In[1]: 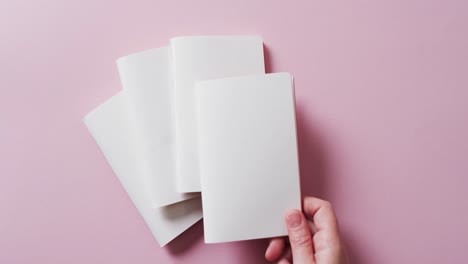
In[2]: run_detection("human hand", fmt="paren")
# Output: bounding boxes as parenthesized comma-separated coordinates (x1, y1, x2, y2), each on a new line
(265, 197, 348, 264)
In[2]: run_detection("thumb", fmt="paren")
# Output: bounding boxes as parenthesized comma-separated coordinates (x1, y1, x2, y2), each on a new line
(285, 209, 315, 264)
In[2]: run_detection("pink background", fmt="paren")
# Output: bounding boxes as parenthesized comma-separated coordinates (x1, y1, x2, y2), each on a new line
(1, 0, 467, 263)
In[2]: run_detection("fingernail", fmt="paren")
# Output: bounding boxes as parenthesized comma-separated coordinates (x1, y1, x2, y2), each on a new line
(286, 211, 302, 229)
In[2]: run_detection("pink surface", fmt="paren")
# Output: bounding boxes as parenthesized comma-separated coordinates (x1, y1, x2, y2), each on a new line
(1, 0, 467, 263)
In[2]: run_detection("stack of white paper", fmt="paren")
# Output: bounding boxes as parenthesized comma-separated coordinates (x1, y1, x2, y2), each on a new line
(84, 36, 301, 247)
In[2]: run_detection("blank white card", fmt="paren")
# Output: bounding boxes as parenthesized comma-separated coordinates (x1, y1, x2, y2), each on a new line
(196, 73, 301, 243)
(84, 92, 203, 246)
(171, 35, 265, 192)
(116, 47, 198, 207)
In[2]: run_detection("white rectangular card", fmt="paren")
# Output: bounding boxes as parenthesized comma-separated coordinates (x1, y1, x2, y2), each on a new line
(171, 35, 265, 192)
(83, 92, 203, 247)
(195, 73, 301, 243)
(116, 47, 198, 207)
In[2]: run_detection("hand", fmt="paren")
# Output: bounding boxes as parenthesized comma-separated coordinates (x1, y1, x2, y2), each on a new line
(265, 197, 348, 264)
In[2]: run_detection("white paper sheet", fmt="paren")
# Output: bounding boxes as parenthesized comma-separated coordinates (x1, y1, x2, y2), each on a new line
(116, 47, 198, 207)
(83, 92, 203, 247)
(195, 73, 301, 243)
(171, 35, 265, 192)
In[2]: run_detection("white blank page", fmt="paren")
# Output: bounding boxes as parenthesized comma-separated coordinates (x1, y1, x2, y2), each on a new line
(116, 47, 198, 207)
(171, 36, 265, 192)
(195, 73, 301, 243)
(83, 92, 203, 246)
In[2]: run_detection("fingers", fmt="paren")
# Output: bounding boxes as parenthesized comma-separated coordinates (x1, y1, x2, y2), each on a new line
(265, 238, 285, 262)
(267, 197, 344, 263)
(303, 197, 339, 235)
(285, 209, 315, 264)
(303, 197, 343, 255)
(308, 220, 319, 234)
